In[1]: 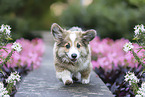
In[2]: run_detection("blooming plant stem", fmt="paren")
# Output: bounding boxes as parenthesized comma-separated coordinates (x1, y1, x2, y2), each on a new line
(132, 83, 139, 95)
(131, 49, 144, 67)
(124, 24, 145, 96)
(6, 83, 13, 95)
(1, 49, 14, 67)
(0, 24, 22, 97)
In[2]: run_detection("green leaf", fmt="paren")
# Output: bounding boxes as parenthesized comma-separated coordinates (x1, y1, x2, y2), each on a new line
(0, 68, 4, 74)
(137, 48, 143, 53)
(6, 37, 13, 40)
(133, 37, 140, 40)
(141, 68, 145, 75)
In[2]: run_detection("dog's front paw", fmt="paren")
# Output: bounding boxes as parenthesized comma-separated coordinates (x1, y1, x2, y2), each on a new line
(82, 78, 90, 84)
(72, 72, 81, 82)
(65, 80, 73, 85)
(62, 77, 73, 85)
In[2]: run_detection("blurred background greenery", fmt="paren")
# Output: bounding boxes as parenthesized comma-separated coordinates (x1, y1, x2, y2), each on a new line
(0, 0, 145, 40)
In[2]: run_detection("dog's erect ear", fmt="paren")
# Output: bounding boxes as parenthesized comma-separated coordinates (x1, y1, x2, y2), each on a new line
(51, 23, 64, 40)
(82, 29, 96, 42)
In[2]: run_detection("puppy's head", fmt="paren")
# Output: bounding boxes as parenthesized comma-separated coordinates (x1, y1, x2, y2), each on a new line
(51, 23, 96, 63)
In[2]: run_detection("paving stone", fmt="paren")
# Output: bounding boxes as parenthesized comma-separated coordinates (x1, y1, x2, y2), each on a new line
(15, 32, 113, 97)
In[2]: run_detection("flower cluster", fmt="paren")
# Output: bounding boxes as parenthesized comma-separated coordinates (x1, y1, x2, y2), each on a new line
(0, 24, 22, 96)
(0, 24, 11, 36)
(6, 71, 21, 85)
(136, 82, 145, 97)
(134, 24, 145, 37)
(123, 42, 134, 52)
(124, 71, 139, 85)
(0, 82, 9, 97)
(0, 72, 21, 97)
(0, 38, 45, 69)
(0, 24, 44, 96)
(123, 24, 145, 96)
(133, 24, 145, 48)
(0, 24, 12, 47)
(90, 37, 144, 71)
(11, 42, 22, 53)
(0, 24, 22, 67)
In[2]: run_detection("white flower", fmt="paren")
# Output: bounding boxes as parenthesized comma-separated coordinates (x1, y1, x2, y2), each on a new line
(5, 29, 11, 36)
(3, 94, 10, 97)
(134, 29, 140, 36)
(11, 42, 22, 52)
(141, 82, 145, 89)
(5, 25, 11, 36)
(123, 42, 134, 52)
(140, 24, 145, 32)
(5, 25, 11, 30)
(0, 82, 4, 89)
(6, 71, 21, 85)
(0, 24, 5, 32)
(124, 71, 139, 85)
(0, 24, 11, 35)
(135, 94, 142, 97)
(0, 82, 9, 97)
(136, 82, 145, 96)
(136, 88, 145, 96)
(134, 24, 145, 36)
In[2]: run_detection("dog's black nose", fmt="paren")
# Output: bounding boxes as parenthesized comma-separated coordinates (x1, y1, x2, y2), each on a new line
(71, 53, 77, 59)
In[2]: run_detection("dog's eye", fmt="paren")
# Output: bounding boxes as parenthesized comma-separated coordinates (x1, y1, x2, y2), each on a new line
(77, 43, 81, 48)
(65, 43, 70, 49)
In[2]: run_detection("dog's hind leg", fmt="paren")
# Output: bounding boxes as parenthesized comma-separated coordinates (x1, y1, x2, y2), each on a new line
(80, 67, 91, 84)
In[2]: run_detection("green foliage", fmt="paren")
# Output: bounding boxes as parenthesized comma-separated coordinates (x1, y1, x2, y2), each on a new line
(132, 24, 145, 67)
(0, 24, 12, 70)
(124, 24, 145, 96)
(60, 0, 145, 40)
(0, 0, 33, 40)
(129, 0, 145, 6)
(0, 0, 66, 40)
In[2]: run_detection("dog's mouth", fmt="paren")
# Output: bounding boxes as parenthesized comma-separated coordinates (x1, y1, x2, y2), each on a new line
(65, 52, 78, 63)
(70, 58, 77, 62)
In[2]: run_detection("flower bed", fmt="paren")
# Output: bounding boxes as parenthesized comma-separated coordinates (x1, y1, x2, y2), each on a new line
(0, 38, 45, 96)
(90, 36, 145, 96)
(1, 38, 45, 70)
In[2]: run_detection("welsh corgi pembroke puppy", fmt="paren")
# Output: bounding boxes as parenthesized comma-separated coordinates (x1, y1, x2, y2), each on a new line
(51, 23, 96, 85)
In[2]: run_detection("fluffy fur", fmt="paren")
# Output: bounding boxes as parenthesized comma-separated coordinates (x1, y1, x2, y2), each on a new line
(51, 23, 96, 85)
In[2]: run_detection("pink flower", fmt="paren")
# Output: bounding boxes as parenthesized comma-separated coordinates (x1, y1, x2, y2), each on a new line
(90, 36, 145, 72)
(0, 38, 45, 70)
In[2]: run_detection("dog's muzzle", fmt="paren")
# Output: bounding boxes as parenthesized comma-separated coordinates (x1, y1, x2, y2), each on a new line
(71, 53, 77, 62)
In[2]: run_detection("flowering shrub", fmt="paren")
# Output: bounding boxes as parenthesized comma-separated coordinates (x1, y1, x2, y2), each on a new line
(91, 24, 145, 96)
(0, 38, 45, 70)
(0, 24, 11, 41)
(0, 24, 45, 96)
(94, 65, 144, 96)
(6, 71, 21, 86)
(124, 71, 139, 86)
(123, 24, 145, 96)
(90, 37, 144, 71)
(0, 71, 21, 97)
(0, 24, 22, 97)
(0, 82, 9, 97)
(136, 82, 145, 96)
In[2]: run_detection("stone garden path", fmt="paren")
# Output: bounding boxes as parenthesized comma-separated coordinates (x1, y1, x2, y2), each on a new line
(15, 32, 113, 97)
